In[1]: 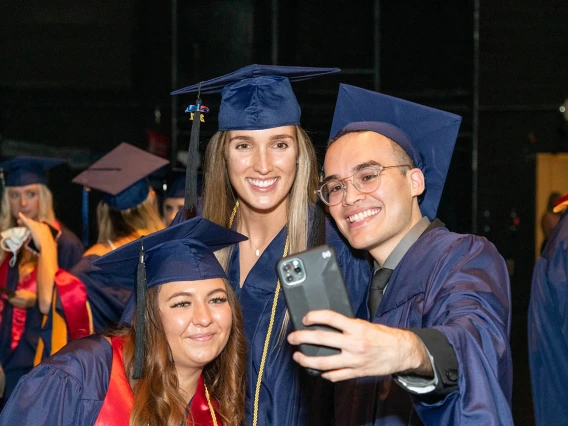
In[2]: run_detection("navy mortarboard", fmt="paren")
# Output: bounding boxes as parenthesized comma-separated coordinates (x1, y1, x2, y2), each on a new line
(328, 83, 462, 220)
(92, 216, 247, 378)
(164, 168, 186, 200)
(72, 142, 169, 245)
(171, 64, 340, 217)
(72, 142, 169, 211)
(0, 156, 65, 188)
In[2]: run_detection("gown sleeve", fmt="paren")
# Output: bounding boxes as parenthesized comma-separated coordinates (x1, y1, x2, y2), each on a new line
(56, 227, 85, 271)
(411, 234, 513, 426)
(0, 335, 111, 426)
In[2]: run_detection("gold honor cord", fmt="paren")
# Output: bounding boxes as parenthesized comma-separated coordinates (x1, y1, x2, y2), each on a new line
(204, 384, 219, 426)
(228, 201, 290, 426)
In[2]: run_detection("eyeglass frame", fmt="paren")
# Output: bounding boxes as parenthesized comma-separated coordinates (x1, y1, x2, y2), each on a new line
(315, 164, 412, 206)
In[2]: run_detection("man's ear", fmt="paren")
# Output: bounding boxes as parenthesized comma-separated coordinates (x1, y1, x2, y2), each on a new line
(408, 168, 425, 197)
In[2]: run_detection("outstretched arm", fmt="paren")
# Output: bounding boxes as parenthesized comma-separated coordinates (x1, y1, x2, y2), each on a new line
(287, 310, 433, 382)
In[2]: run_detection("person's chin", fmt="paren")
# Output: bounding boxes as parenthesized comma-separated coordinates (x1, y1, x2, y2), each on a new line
(243, 193, 287, 212)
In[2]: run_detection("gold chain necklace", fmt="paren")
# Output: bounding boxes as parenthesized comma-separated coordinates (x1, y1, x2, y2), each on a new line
(229, 201, 289, 426)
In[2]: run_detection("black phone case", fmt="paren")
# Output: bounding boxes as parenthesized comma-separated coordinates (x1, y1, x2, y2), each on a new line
(277, 244, 354, 360)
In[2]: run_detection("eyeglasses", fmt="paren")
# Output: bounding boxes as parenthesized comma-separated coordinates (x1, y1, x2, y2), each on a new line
(316, 165, 411, 206)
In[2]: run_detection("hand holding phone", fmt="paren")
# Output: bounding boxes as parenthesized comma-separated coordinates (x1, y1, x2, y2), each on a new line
(277, 244, 354, 374)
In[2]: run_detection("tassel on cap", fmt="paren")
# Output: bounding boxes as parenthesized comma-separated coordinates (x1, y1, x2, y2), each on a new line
(184, 83, 206, 220)
(132, 237, 147, 380)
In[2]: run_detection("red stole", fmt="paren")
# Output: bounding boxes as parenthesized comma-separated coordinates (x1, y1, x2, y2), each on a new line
(34, 269, 94, 366)
(95, 337, 223, 426)
(0, 254, 11, 323)
(0, 254, 37, 351)
(52, 269, 92, 340)
(47, 220, 92, 342)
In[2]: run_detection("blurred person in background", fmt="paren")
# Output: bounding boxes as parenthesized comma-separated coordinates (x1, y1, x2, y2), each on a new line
(17, 143, 167, 366)
(0, 156, 84, 409)
(529, 192, 568, 425)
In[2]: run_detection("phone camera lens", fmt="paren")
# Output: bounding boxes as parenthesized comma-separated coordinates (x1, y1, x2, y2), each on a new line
(286, 275, 294, 282)
(283, 264, 291, 272)
(294, 267, 302, 274)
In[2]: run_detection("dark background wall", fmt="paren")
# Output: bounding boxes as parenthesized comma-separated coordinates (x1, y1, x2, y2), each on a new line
(1, 1, 567, 423)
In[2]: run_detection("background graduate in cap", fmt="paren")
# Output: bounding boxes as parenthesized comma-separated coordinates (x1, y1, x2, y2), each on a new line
(0, 217, 247, 426)
(22, 143, 168, 366)
(0, 156, 84, 409)
(288, 84, 514, 426)
(172, 65, 372, 426)
(162, 168, 187, 226)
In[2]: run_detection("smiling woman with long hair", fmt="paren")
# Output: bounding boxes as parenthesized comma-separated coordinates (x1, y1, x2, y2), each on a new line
(172, 65, 372, 426)
(0, 218, 247, 426)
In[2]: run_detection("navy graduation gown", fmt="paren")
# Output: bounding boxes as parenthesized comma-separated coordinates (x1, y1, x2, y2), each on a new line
(229, 220, 371, 426)
(528, 210, 568, 425)
(69, 254, 133, 332)
(0, 226, 84, 407)
(0, 335, 111, 425)
(335, 226, 513, 426)
(57, 226, 86, 271)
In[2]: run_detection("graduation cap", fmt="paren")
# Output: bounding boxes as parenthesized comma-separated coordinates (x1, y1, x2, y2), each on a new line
(72, 142, 169, 245)
(171, 64, 340, 218)
(328, 84, 462, 220)
(92, 216, 247, 379)
(0, 156, 65, 188)
(164, 168, 186, 199)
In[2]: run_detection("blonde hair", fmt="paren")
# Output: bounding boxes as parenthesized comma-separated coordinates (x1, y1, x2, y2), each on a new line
(123, 279, 246, 426)
(96, 192, 164, 243)
(201, 126, 318, 269)
(0, 184, 56, 265)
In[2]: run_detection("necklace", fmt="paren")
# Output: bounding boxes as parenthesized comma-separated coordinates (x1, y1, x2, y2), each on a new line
(230, 201, 281, 257)
(228, 200, 289, 426)
(250, 231, 280, 257)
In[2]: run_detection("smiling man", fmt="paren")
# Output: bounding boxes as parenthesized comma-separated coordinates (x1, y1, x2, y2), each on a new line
(288, 84, 514, 425)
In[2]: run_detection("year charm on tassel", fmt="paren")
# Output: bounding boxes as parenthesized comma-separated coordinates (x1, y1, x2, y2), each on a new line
(186, 104, 210, 122)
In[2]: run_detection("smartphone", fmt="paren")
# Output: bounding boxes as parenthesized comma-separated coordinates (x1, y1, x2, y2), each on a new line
(25, 223, 61, 255)
(277, 244, 354, 373)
